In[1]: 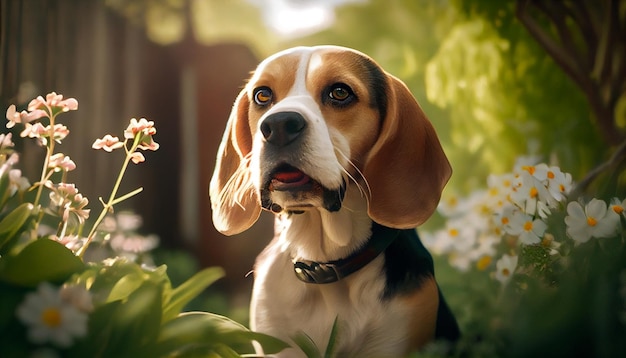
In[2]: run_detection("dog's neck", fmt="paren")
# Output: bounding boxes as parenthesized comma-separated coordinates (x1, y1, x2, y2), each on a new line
(275, 185, 372, 263)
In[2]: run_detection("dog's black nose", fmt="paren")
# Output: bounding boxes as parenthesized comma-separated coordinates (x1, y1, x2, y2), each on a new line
(260, 111, 306, 147)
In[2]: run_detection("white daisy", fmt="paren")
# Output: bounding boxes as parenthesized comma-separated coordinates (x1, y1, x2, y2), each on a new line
(564, 199, 620, 244)
(495, 254, 518, 284)
(16, 282, 89, 347)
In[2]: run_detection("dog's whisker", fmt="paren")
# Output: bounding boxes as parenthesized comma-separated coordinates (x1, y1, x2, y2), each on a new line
(335, 148, 372, 203)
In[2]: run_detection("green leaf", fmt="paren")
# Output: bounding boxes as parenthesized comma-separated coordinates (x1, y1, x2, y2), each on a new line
(73, 281, 164, 356)
(324, 316, 340, 358)
(0, 203, 35, 255)
(291, 330, 322, 358)
(162, 266, 224, 322)
(107, 272, 145, 302)
(153, 311, 289, 356)
(0, 174, 12, 209)
(290, 318, 340, 358)
(0, 238, 84, 287)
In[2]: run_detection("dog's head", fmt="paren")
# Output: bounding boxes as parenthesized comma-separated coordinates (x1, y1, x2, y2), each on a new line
(210, 46, 451, 235)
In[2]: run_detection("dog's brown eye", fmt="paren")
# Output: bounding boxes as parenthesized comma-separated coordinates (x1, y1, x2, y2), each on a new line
(325, 84, 355, 107)
(254, 87, 273, 106)
(329, 86, 351, 101)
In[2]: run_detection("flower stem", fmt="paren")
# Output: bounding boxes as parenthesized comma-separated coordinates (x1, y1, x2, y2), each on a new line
(78, 134, 141, 258)
(31, 112, 56, 238)
(33, 116, 56, 207)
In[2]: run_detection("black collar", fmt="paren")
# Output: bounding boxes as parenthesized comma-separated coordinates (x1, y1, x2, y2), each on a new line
(292, 222, 400, 284)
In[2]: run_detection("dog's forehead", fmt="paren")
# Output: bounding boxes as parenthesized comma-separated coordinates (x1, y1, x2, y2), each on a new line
(250, 46, 372, 94)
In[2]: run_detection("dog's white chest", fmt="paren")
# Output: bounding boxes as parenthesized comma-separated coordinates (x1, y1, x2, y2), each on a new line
(251, 240, 411, 357)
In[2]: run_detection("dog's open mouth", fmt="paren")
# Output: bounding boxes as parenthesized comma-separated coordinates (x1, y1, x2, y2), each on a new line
(261, 163, 344, 213)
(269, 164, 313, 191)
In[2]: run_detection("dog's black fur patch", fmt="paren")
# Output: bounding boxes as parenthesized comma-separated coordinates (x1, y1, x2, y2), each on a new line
(378, 223, 461, 342)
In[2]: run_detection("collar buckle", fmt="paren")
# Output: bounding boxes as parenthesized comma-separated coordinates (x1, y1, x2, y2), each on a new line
(292, 222, 399, 284)
(293, 260, 342, 284)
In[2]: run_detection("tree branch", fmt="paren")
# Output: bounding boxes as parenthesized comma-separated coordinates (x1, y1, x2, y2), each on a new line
(591, 0, 617, 86)
(516, 0, 624, 146)
(570, 140, 626, 199)
(515, 0, 591, 92)
(535, 1, 588, 71)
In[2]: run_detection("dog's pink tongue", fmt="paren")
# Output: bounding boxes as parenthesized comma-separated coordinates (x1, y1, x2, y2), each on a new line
(274, 170, 306, 183)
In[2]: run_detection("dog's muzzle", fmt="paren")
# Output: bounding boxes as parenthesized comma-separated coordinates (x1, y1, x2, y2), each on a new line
(258, 111, 345, 213)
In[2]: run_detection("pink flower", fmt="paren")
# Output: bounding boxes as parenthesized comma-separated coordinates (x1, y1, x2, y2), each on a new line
(8, 169, 30, 194)
(47, 182, 79, 206)
(130, 152, 145, 164)
(124, 117, 159, 151)
(70, 194, 90, 223)
(0, 133, 14, 148)
(49, 153, 76, 172)
(46, 182, 90, 223)
(28, 92, 78, 114)
(124, 118, 156, 139)
(6, 104, 45, 128)
(137, 137, 160, 151)
(20, 122, 47, 139)
(50, 124, 70, 143)
(51, 235, 85, 253)
(92, 135, 124, 152)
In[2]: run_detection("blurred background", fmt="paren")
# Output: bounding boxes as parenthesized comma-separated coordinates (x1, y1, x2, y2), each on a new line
(1, 0, 624, 328)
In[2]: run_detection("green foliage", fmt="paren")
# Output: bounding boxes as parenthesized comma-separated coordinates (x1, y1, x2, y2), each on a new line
(0, 92, 289, 357)
(0, 203, 36, 255)
(0, 238, 84, 286)
(295, 0, 607, 195)
(0, 252, 288, 357)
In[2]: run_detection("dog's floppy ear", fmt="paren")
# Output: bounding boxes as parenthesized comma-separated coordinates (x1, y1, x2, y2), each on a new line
(209, 89, 261, 235)
(364, 74, 452, 229)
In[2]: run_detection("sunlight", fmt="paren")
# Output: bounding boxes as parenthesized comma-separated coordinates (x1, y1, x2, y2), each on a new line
(247, 0, 362, 38)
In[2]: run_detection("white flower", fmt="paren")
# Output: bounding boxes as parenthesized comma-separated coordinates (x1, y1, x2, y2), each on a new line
(510, 171, 552, 215)
(503, 210, 547, 245)
(493, 204, 516, 231)
(16, 282, 89, 347)
(545, 166, 573, 202)
(495, 254, 518, 284)
(609, 197, 626, 219)
(565, 199, 620, 244)
(486, 173, 516, 210)
(438, 192, 464, 218)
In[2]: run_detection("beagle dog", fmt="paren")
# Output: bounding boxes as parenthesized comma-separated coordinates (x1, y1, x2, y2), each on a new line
(209, 45, 459, 356)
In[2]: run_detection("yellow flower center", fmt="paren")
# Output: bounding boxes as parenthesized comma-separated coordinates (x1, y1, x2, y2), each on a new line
(523, 221, 533, 231)
(448, 228, 459, 237)
(523, 165, 535, 175)
(501, 217, 509, 225)
(529, 187, 538, 198)
(559, 184, 565, 192)
(541, 235, 553, 247)
(502, 268, 510, 277)
(587, 217, 598, 227)
(476, 256, 492, 271)
(547, 171, 555, 179)
(41, 307, 62, 327)
(613, 205, 624, 215)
